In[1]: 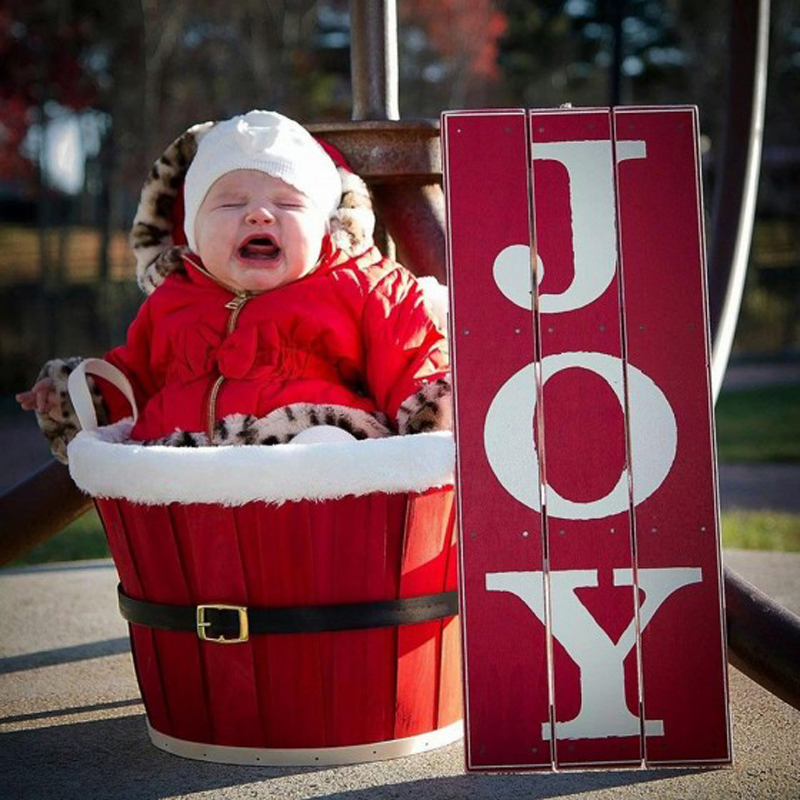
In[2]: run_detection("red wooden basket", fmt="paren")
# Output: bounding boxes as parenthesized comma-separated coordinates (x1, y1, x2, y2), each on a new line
(67, 361, 461, 765)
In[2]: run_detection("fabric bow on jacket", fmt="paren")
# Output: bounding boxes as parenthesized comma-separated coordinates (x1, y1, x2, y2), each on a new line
(175, 320, 281, 381)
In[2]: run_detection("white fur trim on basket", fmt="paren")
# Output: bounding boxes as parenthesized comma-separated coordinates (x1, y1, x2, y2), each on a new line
(67, 422, 454, 506)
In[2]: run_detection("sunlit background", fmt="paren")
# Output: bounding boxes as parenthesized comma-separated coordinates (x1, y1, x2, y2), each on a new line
(1, 1, 799, 563)
(1, 0, 798, 394)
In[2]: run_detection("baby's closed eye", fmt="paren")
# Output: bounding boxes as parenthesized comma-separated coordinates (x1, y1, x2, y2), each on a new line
(276, 200, 307, 210)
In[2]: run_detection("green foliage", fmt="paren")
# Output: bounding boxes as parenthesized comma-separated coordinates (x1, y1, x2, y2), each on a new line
(716, 383, 800, 463)
(721, 510, 800, 552)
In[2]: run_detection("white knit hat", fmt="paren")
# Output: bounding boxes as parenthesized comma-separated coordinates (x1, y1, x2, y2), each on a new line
(182, 110, 342, 252)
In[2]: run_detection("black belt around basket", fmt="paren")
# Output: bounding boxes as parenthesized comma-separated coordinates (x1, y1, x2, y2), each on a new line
(118, 584, 458, 644)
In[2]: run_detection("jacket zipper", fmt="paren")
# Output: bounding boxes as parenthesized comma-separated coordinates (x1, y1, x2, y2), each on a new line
(207, 291, 251, 441)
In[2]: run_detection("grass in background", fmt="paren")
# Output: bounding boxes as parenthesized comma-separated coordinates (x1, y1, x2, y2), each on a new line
(715, 383, 800, 462)
(11, 509, 109, 566)
(721, 510, 800, 552)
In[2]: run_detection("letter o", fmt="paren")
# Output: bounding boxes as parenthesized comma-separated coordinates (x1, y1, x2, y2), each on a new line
(483, 352, 677, 519)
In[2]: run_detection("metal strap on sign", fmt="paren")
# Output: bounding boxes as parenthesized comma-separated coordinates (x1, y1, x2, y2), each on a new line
(67, 358, 139, 432)
(117, 585, 459, 644)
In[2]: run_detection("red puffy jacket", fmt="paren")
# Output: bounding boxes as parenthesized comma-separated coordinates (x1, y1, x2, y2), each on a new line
(103, 241, 449, 441)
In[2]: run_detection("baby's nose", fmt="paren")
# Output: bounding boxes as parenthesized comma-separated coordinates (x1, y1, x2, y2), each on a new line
(246, 205, 275, 224)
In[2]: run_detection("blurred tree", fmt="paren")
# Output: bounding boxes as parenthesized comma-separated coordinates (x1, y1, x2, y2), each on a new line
(497, 0, 727, 112)
(1, 0, 797, 380)
(497, 0, 593, 106)
(2, 1, 354, 207)
(398, 0, 508, 115)
(136, 0, 347, 161)
(0, 1, 103, 186)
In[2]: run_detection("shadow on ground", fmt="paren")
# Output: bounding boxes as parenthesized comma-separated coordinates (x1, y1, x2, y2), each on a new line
(318, 769, 701, 800)
(0, 636, 130, 675)
(0, 713, 703, 800)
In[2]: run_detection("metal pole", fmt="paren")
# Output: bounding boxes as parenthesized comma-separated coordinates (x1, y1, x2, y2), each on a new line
(708, 0, 770, 399)
(349, 0, 399, 121)
(725, 566, 800, 710)
(610, 0, 625, 106)
(0, 461, 92, 566)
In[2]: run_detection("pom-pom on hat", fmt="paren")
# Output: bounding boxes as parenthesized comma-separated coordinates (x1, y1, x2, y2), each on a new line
(182, 110, 343, 252)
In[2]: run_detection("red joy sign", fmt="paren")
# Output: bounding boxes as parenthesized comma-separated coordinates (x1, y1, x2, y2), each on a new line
(443, 107, 731, 771)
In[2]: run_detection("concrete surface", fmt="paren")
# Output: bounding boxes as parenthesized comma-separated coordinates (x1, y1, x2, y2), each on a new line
(0, 551, 798, 800)
(720, 359, 800, 392)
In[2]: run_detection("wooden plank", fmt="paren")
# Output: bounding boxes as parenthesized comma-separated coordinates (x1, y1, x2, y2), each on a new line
(120, 501, 210, 743)
(395, 489, 452, 739)
(324, 494, 402, 746)
(436, 506, 462, 729)
(243, 500, 328, 747)
(530, 108, 642, 768)
(175, 502, 265, 747)
(614, 106, 731, 766)
(443, 109, 552, 770)
(96, 499, 173, 738)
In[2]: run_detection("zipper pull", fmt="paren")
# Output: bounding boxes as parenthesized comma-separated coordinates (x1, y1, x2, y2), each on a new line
(225, 292, 249, 311)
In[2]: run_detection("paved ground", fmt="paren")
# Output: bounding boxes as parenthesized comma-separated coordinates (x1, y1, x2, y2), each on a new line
(718, 463, 800, 513)
(720, 359, 800, 392)
(0, 551, 797, 800)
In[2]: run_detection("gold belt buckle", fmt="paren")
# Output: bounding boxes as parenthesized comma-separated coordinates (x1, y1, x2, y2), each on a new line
(196, 604, 249, 643)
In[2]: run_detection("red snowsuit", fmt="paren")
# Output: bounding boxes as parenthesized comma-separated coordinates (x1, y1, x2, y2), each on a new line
(102, 240, 449, 441)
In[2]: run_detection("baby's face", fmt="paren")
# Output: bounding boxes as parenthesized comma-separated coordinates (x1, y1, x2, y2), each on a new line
(193, 170, 327, 293)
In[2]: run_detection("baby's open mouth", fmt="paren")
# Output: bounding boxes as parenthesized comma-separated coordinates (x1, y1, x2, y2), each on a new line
(238, 235, 281, 261)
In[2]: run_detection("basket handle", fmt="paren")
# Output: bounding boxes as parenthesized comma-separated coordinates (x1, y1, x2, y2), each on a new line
(67, 358, 139, 432)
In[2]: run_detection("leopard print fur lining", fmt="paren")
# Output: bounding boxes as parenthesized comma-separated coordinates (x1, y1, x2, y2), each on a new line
(148, 429, 211, 448)
(329, 168, 375, 255)
(149, 382, 453, 448)
(130, 122, 376, 295)
(130, 121, 213, 294)
(396, 376, 453, 435)
(146, 404, 392, 448)
(35, 357, 108, 464)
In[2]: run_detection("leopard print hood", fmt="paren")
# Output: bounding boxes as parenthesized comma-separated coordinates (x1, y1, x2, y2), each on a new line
(129, 120, 376, 295)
